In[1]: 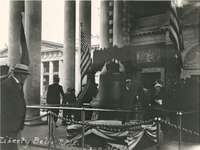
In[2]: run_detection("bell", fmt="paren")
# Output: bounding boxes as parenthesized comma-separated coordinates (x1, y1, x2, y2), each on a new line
(90, 71, 126, 109)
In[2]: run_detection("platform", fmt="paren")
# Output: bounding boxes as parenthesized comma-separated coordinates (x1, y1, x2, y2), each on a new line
(18, 112, 199, 150)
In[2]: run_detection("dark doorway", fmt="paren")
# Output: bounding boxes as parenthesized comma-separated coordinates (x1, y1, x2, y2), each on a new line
(141, 72, 161, 91)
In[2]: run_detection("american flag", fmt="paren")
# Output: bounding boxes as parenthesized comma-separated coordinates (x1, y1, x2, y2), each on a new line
(169, 0, 184, 52)
(80, 27, 91, 81)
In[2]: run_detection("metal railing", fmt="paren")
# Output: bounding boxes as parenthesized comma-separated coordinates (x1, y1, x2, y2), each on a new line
(26, 105, 199, 150)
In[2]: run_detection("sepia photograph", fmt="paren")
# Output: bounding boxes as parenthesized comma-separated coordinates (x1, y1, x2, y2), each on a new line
(0, 0, 199, 150)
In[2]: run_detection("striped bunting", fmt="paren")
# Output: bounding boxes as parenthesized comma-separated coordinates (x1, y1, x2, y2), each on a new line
(80, 28, 91, 81)
(169, 0, 184, 52)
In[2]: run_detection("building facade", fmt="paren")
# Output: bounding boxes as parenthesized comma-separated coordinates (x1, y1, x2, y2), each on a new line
(0, 1, 199, 121)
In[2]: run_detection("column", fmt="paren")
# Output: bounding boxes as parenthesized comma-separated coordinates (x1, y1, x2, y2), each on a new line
(59, 60, 63, 87)
(113, 1, 124, 47)
(123, 1, 131, 46)
(24, 1, 42, 122)
(63, 1, 76, 92)
(79, 1, 91, 49)
(49, 61, 53, 85)
(100, 1, 109, 49)
(78, 0, 91, 92)
(40, 62, 44, 95)
(8, 1, 24, 67)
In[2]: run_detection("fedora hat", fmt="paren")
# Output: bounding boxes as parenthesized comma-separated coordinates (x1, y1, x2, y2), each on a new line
(154, 83, 162, 88)
(54, 76, 60, 82)
(126, 79, 133, 83)
(13, 64, 31, 75)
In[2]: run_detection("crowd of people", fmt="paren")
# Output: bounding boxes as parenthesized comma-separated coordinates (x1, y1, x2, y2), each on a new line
(1, 63, 199, 150)
(135, 77, 199, 142)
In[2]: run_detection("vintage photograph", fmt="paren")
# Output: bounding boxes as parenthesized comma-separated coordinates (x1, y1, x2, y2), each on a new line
(0, 0, 199, 150)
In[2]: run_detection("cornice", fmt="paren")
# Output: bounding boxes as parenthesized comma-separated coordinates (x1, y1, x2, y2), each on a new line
(131, 28, 166, 37)
(41, 50, 63, 60)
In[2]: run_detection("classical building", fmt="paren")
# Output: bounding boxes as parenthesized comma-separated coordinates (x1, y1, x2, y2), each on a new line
(0, 1, 199, 121)
(98, 1, 199, 89)
(0, 37, 99, 95)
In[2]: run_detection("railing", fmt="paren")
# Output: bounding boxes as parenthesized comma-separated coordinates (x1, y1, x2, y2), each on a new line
(26, 105, 199, 150)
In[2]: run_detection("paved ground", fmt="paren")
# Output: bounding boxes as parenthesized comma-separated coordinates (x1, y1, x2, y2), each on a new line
(18, 113, 199, 150)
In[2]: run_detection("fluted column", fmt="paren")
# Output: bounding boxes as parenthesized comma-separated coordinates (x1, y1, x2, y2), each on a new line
(40, 62, 44, 95)
(8, 1, 24, 67)
(100, 1, 109, 49)
(63, 1, 76, 92)
(113, 1, 124, 47)
(24, 1, 41, 121)
(49, 61, 53, 84)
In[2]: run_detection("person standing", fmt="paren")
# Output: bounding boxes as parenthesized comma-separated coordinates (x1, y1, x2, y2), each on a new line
(0, 64, 30, 150)
(150, 79, 166, 107)
(62, 87, 76, 125)
(46, 77, 65, 127)
(121, 79, 135, 124)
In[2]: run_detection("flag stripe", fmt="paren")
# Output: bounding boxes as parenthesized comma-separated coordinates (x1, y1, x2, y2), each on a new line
(81, 53, 90, 69)
(81, 60, 91, 80)
(81, 55, 90, 73)
(169, 0, 184, 52)
(80, 28, 91, 80)
(169, 22, 180, 50)
(169, 0, 184, 70)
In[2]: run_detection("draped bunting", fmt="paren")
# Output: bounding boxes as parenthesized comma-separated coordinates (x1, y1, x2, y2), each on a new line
(66, 120, 157, 149)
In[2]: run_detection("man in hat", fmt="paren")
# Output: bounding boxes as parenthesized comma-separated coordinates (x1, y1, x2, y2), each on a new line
(46, 76, 65, 127)
(0, 64, 30, 150)
(121, 79, 135, 123)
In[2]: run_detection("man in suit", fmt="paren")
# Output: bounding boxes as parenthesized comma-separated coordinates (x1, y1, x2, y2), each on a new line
(47, 77, 65, 127)
(0, 64, 30, 150)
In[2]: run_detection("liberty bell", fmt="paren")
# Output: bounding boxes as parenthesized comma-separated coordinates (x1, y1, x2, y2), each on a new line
(90, 59, 126, 109)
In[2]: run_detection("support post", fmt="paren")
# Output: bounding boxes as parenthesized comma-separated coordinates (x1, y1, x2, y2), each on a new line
(177, 111, 182, 150)
(48, 113, 52, 150)
(156, 117, 160, 150)
(81, 110, 85, 150)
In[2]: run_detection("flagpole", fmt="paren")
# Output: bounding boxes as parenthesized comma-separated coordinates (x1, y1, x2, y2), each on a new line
(79, 23, 83, 91)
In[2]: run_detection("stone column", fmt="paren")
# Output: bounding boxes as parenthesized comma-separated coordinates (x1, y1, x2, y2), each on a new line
(113, 1, 124, 47)
(100, 1, 109, 49)
(40, 62, 44, 95)
(63, 1, 76, 91)
(49, 61, 53, 85)
(77, 1, 91, 91)
(79, 1, 91, 49)
(24, 1, 42, 124)
(59, 60, 63, 87)
(8, 1, 24, 67)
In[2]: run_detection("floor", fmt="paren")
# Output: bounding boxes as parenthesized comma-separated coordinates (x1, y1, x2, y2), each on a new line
(18, 112, 199, 150)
